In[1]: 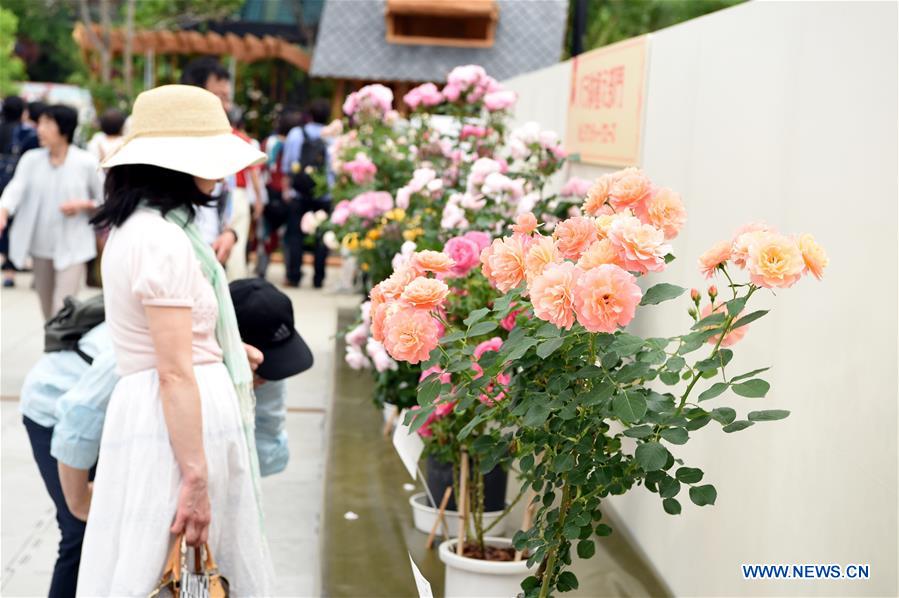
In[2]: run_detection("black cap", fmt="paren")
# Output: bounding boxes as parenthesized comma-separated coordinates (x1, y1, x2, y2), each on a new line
(230, 278, 314, 380)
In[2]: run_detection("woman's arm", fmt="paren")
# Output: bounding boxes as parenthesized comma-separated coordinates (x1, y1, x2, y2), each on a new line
(58, 464, 91, 521)
(145, 305, 211, 546)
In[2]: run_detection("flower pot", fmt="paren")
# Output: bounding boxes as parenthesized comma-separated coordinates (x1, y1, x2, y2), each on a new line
(409, 492, 508, 537)
(426, 454, 507, 512)
(438, 537, 536, 598)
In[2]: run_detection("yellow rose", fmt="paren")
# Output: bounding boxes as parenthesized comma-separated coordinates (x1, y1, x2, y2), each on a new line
(366, 228, 382, 241)
(361, 238, 376, 250)
(342, 233, 359, 251)
(386, 208, 406, 222)
(360, 262, 370, 272)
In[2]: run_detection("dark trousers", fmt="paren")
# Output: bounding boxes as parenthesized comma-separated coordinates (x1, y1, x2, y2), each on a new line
(285, 195, 330, 287)
(23, 416, 92, 598)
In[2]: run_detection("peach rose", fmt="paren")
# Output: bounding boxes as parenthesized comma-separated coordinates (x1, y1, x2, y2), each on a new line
(606, 215, 671, 274)
(383, 307, 441, 364)
(701, 303, 748, 347)
(529, 262, 580, 330)
(553, 216, 599, 260)
(371, 301, 401, 343)
(583, 174, 614, 216)
(524, 234, 562, 283)
(573, 264, 642, 333)
(379, 265, 418, 300)
(577, 239, 621, 270)
(746, 231, 804, 288)
(798, 233, 828, 280)
(401, 277, 449, 310)
(608, 167, 652, 211)
(594, 209, 631, 239)
(635, 187, 686, 240)
(512, 212, 539, 235)
(411, 250, 456, 275)
(731, 222, 774, 268)
(483, 236, 527, 292)
(698, 240, 732, 278)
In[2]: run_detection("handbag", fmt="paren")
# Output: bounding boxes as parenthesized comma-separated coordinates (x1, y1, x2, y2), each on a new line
(148, 535, 230, 598)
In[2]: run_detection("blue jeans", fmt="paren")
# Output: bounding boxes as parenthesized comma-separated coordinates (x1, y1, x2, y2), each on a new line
(23, 416, 93, 598)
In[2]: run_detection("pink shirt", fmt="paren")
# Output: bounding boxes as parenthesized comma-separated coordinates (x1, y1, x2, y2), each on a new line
(101, 209, 223, 376)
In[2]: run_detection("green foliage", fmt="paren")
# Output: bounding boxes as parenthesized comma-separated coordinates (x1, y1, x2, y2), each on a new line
(134, 0, 244, 30)
(568, 0, 745, 56)
(0, 8, 26, 95)
(5, 0, 83, 84)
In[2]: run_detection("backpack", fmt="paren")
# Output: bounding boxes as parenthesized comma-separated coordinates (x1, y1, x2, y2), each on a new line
(44, 295, 105, 364)
(292, 126, 328, 200)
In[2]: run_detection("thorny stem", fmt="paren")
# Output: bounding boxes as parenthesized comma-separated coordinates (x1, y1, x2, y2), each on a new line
(538, 482, 572, 598)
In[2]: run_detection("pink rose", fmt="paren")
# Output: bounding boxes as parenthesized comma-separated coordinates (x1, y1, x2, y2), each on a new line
(404, 83, 444, 109)
(560, 177, 593, 198)
(330, 200, 352, 226)
(473, 337, 503, 359)
(443, 236, 481, 277)
(420, 365, 452, 385)
(461, 124, 489, 140)
(484, 89, 517, 111)
(343, 153, 377, 185)
(500, 308, 523, 331)
(463, 231, 492, 252)
(573, 264, 642, 333)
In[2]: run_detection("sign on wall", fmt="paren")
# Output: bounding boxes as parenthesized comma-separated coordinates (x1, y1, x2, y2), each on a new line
(565, 35, 649, 167)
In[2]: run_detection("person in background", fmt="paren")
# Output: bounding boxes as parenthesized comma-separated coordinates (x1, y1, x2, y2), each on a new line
(255, 109, 297, 279)
(0, 105, 102, 319)
(86, 108, 126, 174)
(26, 101, 47, 131)
(227, 110, 265, 280)
(0, 96, 38, 287)
(21, 279, 312, 596)
(280, 98, 333, 289)
(180, 57, 239, 264)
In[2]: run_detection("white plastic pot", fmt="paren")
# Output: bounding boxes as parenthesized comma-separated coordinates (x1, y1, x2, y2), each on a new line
(439, 537, 536, 598)
(409, 492, 507, 537)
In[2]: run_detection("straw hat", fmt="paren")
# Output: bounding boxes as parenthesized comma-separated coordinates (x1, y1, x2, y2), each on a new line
(102, 85, 265, 180)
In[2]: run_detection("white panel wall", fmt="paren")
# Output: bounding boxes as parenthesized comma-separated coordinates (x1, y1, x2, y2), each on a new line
(505, 1, 898, 595)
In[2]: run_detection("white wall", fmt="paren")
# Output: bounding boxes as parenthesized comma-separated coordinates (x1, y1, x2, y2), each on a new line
(505, 1, 898, 595)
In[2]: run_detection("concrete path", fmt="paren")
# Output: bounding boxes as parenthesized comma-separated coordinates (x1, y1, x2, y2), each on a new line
(0, 264, 360, 597)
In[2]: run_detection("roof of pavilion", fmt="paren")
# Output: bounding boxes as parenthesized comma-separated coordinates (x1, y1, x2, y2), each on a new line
(309, 0, 569, 82)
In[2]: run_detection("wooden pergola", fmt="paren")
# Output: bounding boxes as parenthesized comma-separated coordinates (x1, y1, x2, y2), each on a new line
(73, 22, 310, 92)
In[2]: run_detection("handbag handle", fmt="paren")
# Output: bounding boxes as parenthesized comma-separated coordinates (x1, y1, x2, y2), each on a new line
(148, 534, 219, 597)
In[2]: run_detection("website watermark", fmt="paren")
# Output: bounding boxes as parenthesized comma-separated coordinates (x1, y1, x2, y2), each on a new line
(742, 564, 870, 580)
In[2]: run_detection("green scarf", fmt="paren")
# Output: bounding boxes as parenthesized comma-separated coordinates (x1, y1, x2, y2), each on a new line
(164, 206, 264, 526)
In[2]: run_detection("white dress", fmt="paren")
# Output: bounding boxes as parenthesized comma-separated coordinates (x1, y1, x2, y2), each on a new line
(77, 210, 275, 596)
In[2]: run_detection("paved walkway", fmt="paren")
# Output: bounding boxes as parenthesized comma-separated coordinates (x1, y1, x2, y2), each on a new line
(0, 265, 360, 597)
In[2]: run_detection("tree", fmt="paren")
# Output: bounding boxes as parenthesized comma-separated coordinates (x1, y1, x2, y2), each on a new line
(0, 7, 27, 95)
(78, 0, 113, 83)
(568, 0, 744, 56)
(134, 0, 244, 30)
(123, 0, 135, 96)
(5, 0, 83, 83)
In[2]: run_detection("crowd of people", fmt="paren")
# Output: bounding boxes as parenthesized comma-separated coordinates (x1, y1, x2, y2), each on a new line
(0, 57, 331, 595)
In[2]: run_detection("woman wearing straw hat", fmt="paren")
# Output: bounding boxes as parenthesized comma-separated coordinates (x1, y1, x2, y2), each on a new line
(78, 85, 275, 595)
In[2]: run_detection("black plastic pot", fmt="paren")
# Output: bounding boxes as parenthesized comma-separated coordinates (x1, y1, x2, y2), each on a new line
(425, 454, 508, 513)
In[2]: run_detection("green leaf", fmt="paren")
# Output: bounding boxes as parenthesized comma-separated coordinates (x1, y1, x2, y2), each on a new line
(726, 296, 748, 317)
(440, 331, 465, 343)
(660, 427, 689, 445)
(666, 356, 686, 372)
(595, 523, 613, 536)
(722, 420, 754, 433)
(710, 407, 737, 425)
(612, 392, 647, 423)
(635, 442, 668, 472)
(522, 402, 552, 427)
(675, 467, 704, 484)
(408, 406, 435, 433)
(623, 425, 654, 438)
(684, 415, 711, 431)
(691, 312, 727, 330)
(659, 475, 681, 498)
(503, 337, 539, 361)
(458, 412, 490, 440)
(467, 321, 498, 337)
(611, 333, 644, 356)
(417, 378, 442, 406)
(732, 379, 770, 398)
(463, 307, 490, 327)
(640, 283, 687, 306)
(659, 371, 681, 386)
(689, 484, 717, 506)
(553, 453, 575, 473)
(579, 380, 615, 406)
(557, 571, 579, 592)
(536, 337, 565, 359)
(536, 323, 561, 338)
(698, 382, 729, 401)
(577, 539, 595, 559)
(731, 367, 770, 382)
(732, 309, 768, 329)
(663, 497, 682, 515)
(748, 409, 790, 421)
(492, 291, 515, 313)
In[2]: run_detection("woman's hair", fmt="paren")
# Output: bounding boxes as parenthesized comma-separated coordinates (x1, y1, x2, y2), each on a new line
(41, 104, 78, 143)
(99, 108, 126, 136)
(2, 96, 24, 123)
(27, 101, 46, 122)
(91, 164, 214, 228)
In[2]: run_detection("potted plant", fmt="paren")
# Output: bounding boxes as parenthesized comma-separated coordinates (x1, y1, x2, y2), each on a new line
(388, 168, 827, 597)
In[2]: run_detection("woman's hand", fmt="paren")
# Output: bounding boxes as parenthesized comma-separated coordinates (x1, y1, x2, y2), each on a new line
(244, 343, 264, 372)
(212, 229, 237, 263)
(59, 199, 94, 216)
(171, 472, 211, 546)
